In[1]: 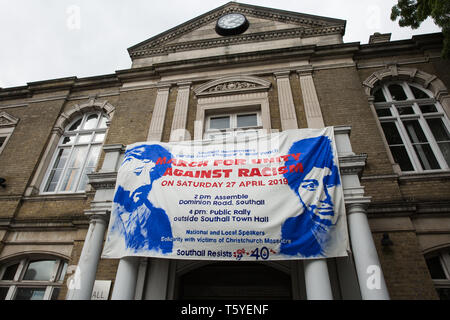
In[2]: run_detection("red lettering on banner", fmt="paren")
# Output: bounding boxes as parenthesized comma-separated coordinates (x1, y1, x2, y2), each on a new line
(289, 163, 304, 173)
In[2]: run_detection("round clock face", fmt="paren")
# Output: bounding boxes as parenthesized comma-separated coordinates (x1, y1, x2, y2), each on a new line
(215, 13, 249, 36)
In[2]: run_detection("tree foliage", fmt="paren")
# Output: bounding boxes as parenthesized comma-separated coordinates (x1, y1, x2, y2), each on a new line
(391, 0, 450, 58)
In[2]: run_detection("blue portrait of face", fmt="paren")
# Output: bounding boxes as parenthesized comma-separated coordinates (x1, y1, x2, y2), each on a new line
(281, 135, 341, 257)
(112, 144, 174, 254)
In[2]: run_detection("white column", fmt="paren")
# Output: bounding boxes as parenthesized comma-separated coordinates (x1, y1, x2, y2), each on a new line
(347, 203, 390, 300)
(297, 67, 325, 129)
(147, 84, 171, 142)
(111, 257, 140, 300)
(334, 126, 390, 300)
(303, 259, 333, 300)
(66, 214, 108, 300)
(143, 259, 171, 300)
(112, 84, 173, 299)
(275, 71, 298, 130)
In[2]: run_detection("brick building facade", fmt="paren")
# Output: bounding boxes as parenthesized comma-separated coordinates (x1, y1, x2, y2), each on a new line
(0, 2, 449, 300)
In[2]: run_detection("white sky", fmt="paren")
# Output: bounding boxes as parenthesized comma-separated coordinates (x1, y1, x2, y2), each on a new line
(0, 0, 441, 88)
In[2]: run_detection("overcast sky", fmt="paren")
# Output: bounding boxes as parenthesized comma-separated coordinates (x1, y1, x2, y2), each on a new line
(0, 0, 441, 88)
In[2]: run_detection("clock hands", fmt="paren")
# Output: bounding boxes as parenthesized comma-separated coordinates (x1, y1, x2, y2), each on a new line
(220, 14, 244, 28)
(216, 13, 249, 36)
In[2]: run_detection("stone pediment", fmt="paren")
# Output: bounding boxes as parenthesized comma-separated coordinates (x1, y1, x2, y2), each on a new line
(128, 2, 346, 60)
(194, 76, 272, 97)
(0, 112, 19, 127)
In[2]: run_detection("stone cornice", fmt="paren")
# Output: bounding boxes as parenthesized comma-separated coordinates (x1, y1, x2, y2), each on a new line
(367, 200, 450, 216)
(0, 74, 121, 102)
(355, 32, 443, 60)
(27, 76, 77, 94)
(0, 216, 89, 231)
(130, 25, 346, 59)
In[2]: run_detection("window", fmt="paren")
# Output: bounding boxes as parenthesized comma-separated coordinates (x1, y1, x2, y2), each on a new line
(425, 251, 450, 300)
(0, 257, 68, 300)
(0, 112, 19, 155)
(204, 111, 262, 139)
(373, 82, 450, 172)
(41, 112, 108, 193)
(0, 132, 13, 155)
(0, 136, 7, 152)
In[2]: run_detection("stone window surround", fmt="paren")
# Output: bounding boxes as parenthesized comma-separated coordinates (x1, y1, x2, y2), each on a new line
(25, 99, 115, 197)
(363, 65, 450, 175)
(193, 75, 272, 140)
(425, 249, 450, 300)
(0, 253, 68, 300)
(203, 110, 263, 139)
(373, 81, 449, 172)
(0, 112, 19, 155)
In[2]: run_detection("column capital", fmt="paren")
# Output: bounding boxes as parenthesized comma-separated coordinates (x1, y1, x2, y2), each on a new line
(334, 125, 352, 135)
(87, 171, 117, 190)
(296, 65, 314, 76)
(176, 81, 192, 89)
(339, 153, 368, 177)
(345, 200, 371, 214)
(156, 83, 172, 91)
(274, 70, 291, 79)
(85, 211, 110, 224)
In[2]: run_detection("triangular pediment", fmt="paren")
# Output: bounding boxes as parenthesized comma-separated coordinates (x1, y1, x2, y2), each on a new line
(128, 2, 346, 61)
(0, 112, 19, 127)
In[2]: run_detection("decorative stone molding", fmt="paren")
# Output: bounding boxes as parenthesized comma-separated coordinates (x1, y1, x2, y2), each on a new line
(87, 172, 118, 190)
(362, 65, 448, 99)
(362, 65, 450, 169)
(339, 153, 369, 177)
(207, 81, 257, 93)
(128, 3, 345, 59)
(24, 99, 116, 197)
(130, 25, 346, 58)
(367, 201, 450, 216)
(0, 112, 19, 128)
(194, 76, 271, 97)
(55, 99, 115, 131)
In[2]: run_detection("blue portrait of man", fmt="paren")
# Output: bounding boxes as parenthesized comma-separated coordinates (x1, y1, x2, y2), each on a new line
(112, 144, 173, 254)
(281, 135, 341, 258)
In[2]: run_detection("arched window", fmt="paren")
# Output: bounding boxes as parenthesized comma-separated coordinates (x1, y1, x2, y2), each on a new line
(0, 256, 68, 300)
(373, 81, 450, 172)
(41, 111, 108, 193)
(425, 250, 450, 300)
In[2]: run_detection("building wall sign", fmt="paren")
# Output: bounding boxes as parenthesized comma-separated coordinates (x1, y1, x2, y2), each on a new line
(102, 128, 349, 261)
(91, 280, 111, 300)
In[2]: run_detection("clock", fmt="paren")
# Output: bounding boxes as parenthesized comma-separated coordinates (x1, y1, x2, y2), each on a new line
(215, 13, 249, 36)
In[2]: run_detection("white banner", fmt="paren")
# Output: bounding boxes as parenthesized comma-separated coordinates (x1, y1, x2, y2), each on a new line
(102, 128, 349, 261)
